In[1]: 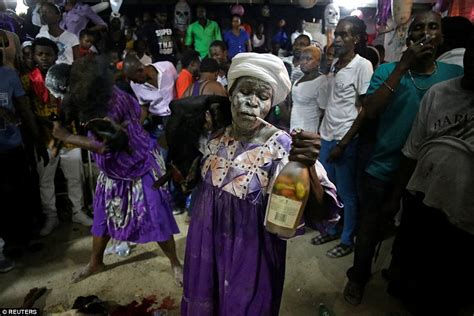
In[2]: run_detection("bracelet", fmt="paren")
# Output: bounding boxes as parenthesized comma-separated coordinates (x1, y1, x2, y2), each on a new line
(383, 81, 395, 93)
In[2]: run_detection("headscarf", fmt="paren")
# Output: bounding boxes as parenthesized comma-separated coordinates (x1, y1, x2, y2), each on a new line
(227, 53, 291, 106)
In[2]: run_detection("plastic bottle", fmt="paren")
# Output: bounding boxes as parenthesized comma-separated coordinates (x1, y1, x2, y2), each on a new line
(104, 240, 117, 255)
(318, 303, 333, 316)
(116, 241, 130, 257)
(265, 132, 310, 238)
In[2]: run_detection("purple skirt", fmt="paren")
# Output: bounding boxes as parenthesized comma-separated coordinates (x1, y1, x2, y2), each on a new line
(91, 170, 179, 243)
(182, 181, 287, 316)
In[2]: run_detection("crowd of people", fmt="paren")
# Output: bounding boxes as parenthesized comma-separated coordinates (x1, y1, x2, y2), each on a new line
(1, 0, 473, 315)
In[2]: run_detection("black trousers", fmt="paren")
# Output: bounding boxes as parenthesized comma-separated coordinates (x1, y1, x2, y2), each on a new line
(347, 172, 394, 284)
(392, 192, 474, 315)
(0, 146, 36, 246)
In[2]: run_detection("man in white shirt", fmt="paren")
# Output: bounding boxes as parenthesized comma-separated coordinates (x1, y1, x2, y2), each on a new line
(123, 55, 177, 138)
(36, 2, 79, 64)
(290, 19, 312, 45)
(316, 16, 373, 258)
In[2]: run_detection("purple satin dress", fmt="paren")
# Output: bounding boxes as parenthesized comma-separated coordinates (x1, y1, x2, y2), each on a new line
(182, 128, 341, 315)
(90, 87, 179, 243)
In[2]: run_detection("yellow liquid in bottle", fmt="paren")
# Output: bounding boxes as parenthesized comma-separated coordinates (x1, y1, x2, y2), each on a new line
(265, 161, 310, 238)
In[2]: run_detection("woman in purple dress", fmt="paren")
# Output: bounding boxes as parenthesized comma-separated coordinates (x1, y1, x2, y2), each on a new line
(47, 59, 183, 285)
(181, 53, 341, 315)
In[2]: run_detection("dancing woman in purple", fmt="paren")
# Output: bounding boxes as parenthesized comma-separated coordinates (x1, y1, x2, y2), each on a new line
(181, 53, 342, 315)
(46, 59, 183, 285)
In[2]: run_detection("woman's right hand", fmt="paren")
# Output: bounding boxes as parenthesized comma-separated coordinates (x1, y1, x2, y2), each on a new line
(289, 130, 321, 167)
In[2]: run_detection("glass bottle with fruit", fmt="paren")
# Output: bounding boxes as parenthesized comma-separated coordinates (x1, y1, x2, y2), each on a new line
(265, 129, 310, 238)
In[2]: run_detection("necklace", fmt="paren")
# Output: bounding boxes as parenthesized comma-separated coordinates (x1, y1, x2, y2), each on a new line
(408, 63, 438, 90)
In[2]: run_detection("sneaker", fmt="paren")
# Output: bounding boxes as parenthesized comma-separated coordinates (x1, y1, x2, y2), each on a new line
(39, 217, 60, 237)
(72, 211, 93, 226)
(0, 258, 15, 273)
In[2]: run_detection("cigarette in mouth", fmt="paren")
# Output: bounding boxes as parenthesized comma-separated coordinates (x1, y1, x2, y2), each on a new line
(253, 115, 273, 127)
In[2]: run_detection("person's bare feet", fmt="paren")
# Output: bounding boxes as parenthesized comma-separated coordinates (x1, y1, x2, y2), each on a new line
(172, 264, 183, 287)
(71, 263, 105, 283)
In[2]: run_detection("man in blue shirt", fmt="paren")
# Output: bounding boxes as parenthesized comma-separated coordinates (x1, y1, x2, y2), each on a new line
(0, 50, 47, 272)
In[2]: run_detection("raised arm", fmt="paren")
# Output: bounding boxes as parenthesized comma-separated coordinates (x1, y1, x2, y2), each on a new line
(84, 4, 107, 33)
(365, 37, 430, 119)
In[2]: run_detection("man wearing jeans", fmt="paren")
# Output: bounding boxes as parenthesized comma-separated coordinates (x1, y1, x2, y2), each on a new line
(316, 16, 373, 258)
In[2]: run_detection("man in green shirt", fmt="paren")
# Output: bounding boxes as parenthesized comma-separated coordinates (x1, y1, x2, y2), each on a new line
(185, 6, 222, 58)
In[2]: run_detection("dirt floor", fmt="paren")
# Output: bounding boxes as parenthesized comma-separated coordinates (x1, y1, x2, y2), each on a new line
(0, 213, 407, 315)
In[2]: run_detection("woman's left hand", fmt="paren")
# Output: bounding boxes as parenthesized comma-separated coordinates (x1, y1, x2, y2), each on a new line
(52, 121, 71, 142)
(289, 130, 321, 167)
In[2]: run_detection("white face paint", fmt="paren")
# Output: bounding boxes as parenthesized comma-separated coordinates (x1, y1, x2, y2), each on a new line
(324, 4, 340, 29)
(174, 0, 191, 32)
(230, 77, 273, 136)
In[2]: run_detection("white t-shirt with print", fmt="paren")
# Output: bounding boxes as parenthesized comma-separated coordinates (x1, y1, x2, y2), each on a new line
(36, 27, 79, 65)
(402, 77, 474, 234)
(319, 54, 373, 141)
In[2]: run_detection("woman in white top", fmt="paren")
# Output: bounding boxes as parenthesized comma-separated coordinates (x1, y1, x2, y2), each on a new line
(290, 46, 328, 133)
(252, 23, 267, 53)
(36, 2, 79, 65)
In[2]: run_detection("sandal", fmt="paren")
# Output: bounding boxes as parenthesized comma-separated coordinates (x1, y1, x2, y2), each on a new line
(326, 243, 354, 258)
(310, 234, 339, 245)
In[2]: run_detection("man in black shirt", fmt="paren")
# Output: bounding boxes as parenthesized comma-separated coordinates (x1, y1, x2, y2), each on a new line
(140, 5, 178, 64)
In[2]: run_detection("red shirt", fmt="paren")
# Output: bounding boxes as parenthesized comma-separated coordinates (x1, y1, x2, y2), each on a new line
(175, 68, 194, 99)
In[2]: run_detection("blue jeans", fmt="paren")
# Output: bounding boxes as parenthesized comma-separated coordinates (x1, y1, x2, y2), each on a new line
(319, 138, 359, 246)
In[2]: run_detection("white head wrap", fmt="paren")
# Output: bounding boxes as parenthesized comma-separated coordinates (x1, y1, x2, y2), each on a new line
(227, 53, 291, 106)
